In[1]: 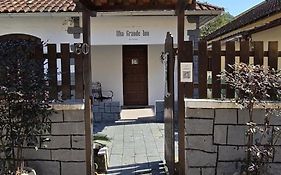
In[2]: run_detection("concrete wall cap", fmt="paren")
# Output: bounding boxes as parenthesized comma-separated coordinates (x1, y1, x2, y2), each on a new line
(185, 99, 281, 109)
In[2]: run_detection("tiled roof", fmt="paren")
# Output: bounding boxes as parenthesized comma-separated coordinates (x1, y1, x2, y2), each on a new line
(0, 0, 76, 13)
(0, 0, 223, 13)
(196, 2, 223, 11)
(205, 0, 281, 41)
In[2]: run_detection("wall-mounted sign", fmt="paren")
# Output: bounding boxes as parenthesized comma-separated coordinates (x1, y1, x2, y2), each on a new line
(116, 30, 150, 37)
(131, 58, 139, 65)
(180, 62, 193, 82)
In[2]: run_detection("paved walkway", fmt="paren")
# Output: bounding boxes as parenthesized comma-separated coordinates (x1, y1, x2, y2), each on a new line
(94, 120, 166, 175)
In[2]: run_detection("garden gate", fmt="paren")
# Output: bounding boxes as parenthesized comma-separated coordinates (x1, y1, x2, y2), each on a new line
(164, 32, 281, 174)
(164, 32, 175, 175)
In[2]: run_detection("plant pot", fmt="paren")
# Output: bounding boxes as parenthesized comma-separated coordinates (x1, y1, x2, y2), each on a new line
(21, 167, 36, 175)
(94, 146, 108, 174)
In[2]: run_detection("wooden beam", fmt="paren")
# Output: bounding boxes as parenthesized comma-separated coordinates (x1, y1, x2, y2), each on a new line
(82, 9, 93, 175)
(177, 0, 186, 174)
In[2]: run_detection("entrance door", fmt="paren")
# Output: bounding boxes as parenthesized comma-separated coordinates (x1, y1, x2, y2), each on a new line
(123, 45, 148, 106)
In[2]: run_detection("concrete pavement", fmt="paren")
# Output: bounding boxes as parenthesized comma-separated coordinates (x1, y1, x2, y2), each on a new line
(94, 120, 166, 175)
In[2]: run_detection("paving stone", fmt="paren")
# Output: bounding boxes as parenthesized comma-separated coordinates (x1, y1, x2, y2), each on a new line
(109, 155, 122, 167)
(96, 121, 164, 175)
(135, 155, 148, 163)
(215, 109, 237, 124)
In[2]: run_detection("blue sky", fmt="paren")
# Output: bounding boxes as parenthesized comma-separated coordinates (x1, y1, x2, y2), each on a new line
(204, 0, 264, 16)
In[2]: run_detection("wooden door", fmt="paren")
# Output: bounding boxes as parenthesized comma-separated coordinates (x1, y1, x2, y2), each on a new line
(123, 45, 148, 106)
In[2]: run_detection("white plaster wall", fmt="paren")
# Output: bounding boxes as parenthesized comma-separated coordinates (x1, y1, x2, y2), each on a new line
(91, 16, 195, 45)
(91, 45, 123, 105)
(148, 45, 165, 105)
(0, 15, 82, 50)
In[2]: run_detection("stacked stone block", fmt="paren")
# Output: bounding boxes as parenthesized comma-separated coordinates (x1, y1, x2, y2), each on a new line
(93, 101, 121, 122)
(185, 102, 281, 175)
(156, 100, 164, 122)
(24, 105, 86, 175)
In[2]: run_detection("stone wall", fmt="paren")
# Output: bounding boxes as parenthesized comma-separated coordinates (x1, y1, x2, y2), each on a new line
(25, 104, 86, 175)
(185, 99, 281, 175)
(93, 101, 120, 122)
(155, 100, 164, 122)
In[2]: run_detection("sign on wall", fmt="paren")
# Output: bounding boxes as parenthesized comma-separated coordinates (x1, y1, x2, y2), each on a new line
(180, 62, 193, 82)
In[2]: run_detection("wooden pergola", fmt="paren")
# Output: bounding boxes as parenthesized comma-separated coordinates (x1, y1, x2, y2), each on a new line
(77, 0, 195, 174)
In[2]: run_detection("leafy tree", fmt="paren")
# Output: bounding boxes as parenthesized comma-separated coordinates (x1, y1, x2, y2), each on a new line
(0, 39, 54, 174)
(200, 12, 234, 38)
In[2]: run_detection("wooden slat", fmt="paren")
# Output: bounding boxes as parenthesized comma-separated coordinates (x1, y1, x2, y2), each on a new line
(34, 43, 44, 72)
(47, 44, 58, 100)
(211, 41, 221, 99)
(240, 41, 250, 64)
(75, 53, 84, 99)
(198, 41, 208, 98)
(254, 41, 264, 65)
(183, 41, 193, 98)
(225, 41, 235, 98)
(43, 52, 75, 59)
(61, 44, 71, 100)
(268, 41, 278, 70)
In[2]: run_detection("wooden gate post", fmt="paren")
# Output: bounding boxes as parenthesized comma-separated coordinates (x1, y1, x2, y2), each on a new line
(164, 32, 175, 175)
(177, 0, 186, 174)
(82, 9, 93, 175)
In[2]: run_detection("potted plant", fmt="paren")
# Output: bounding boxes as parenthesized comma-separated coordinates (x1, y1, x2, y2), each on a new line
(221, 63, 281, 175)
(93, 134, 111, 174)
(0, 39, 54, 174)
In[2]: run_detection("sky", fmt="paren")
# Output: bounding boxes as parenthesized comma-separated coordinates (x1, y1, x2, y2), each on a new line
(204, 0, 264, 16)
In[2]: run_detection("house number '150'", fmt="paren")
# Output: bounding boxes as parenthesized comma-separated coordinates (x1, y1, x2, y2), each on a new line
(75, 43, 90, 55)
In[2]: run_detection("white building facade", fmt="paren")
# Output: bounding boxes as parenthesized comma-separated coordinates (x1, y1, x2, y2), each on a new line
(0, 4, 222, 106)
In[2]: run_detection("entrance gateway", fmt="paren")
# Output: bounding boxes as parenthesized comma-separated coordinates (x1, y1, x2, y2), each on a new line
(123, 45, 148, 106)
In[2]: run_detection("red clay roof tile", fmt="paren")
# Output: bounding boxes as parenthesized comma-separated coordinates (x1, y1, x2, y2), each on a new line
(0, 0, 223, 13)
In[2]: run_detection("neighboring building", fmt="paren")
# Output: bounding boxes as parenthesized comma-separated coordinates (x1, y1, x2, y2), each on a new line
(205, 0, 281, 51)
(0, 0, 223, 106)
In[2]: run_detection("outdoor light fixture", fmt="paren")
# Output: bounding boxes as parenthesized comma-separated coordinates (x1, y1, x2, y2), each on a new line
(67, 17, 82, 39)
